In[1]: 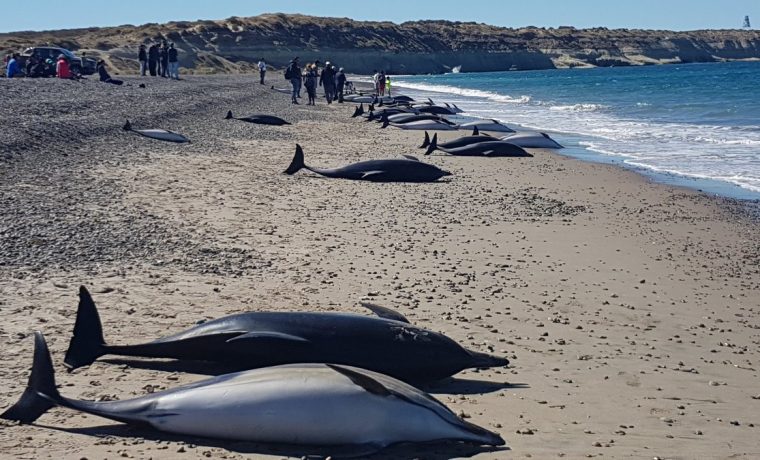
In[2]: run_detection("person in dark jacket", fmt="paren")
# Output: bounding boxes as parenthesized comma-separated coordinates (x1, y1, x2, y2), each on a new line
(159, 43, 169, 78)
(138, 45, 147, 76)
(97, 60, 123, 85)
(286, 57, 301, 104)
(319, 62, 336, 104)
(168, 43, 179, 79)
(148, 44, 158, 76)
(335, 67, 347, 103)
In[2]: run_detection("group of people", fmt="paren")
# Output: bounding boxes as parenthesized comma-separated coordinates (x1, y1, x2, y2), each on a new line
(284, 57, 349, 105)
(138, 42, 179, 79)
(4, 52, 77, 80)
(373, 70, 392, 96)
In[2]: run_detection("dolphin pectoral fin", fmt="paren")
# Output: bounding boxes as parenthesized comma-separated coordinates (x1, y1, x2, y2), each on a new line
(401, 155, 420, 162)
(360, 171, 384, 179)
(327, 364, 392, 397)
(483, 150, 497, 157)
(225, 331, 310, 344)
(360, 302, 411, 324)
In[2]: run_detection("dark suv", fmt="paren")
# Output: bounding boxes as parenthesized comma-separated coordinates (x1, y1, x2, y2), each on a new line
(20, 47, 96, 75)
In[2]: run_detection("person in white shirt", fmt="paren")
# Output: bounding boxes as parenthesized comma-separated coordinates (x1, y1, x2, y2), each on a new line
(257, 58, 267, 84)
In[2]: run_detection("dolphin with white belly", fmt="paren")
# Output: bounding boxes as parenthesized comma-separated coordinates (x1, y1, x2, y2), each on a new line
(458, 119, 515, 133)
(500, 131, 564, 149)
(122, 120, 189, 143)
(2, 332, 506, 453)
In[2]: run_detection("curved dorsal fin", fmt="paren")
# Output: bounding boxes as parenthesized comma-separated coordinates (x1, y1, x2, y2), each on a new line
(328, 364, 391, 396)
(360, 302, 410, 323)
(402, 155, 420, 162)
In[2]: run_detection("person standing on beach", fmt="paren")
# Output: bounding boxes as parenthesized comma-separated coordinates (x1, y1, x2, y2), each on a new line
(168, 43, 179, 79)
(257, 58, 267, 84)
(372, 70, 380, 95)
(319, 61, 336, 104)
(385, 75, 392, 97)
(138, 45, 147, 76)
(285, 57, 301, 104)
(159, 43, 169, 78)
(5, 53, 20, 78)
(335, 67, 346, 103)
(304, 63, 318, 106)
(148, 44, 158, 76)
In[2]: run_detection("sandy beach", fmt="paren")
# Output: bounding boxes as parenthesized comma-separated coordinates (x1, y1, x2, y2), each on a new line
(1, 75, 759, 459)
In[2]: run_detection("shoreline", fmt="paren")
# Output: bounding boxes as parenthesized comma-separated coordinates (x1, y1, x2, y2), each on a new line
(1, 75, 759, 459)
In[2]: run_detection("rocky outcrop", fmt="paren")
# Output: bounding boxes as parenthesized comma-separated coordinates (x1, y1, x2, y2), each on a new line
(2, 14, 759, 74)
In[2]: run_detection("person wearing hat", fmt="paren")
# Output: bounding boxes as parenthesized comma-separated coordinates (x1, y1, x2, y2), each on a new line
(285, 57, 302, 104)
(304, 63, 318, 106)
(319, 61, 336, 104)
(335, 67, 347, 103)
(56, 54, 73, 79)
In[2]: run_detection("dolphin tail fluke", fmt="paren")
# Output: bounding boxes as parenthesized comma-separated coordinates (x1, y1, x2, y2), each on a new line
(473, 126, 480, 136)
(122, 120, 132, 131)
(381, 120, 389, 129)
(225, 110, 234, 120)
(368, 104, 375, 112)
(425, 133, 438, 155)
(419, 131, 431, 149)
(284, 144, 306, 175)
(1, 332, 61, 424)
(351, 104, 363, 118)
(63, 286, 107, 371)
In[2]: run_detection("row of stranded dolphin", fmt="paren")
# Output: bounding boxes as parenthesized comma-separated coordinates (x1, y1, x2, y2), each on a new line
(3, 287, 507, 455)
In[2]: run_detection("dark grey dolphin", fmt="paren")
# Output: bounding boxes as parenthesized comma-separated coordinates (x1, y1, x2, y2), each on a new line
(122, 120, 189, 143)
(426, 134, 532, 157)
(419, 128, 483, 149)
(2, 333, 506, 452)
(284, 145, 452, 183)
(415, 105, 457, 115)
(62, 286, 503, 384)
(225, 111, 290, 126)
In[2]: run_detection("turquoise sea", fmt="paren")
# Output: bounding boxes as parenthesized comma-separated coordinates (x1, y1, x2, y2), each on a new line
(392, 62, 760, 200)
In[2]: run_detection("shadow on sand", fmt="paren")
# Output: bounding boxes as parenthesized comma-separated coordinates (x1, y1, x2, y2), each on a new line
(38, 423, 509, 459)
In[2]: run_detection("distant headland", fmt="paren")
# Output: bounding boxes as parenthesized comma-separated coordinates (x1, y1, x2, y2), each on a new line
(2, 13, 759, 74)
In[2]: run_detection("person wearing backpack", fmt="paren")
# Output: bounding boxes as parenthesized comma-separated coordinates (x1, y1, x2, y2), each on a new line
(285, 57, 301, 104)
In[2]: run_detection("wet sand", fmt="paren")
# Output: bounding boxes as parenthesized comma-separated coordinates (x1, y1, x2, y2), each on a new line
(1, 75, 759, 459)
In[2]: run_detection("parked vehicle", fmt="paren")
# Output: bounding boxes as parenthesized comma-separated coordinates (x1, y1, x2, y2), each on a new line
(19, 47, 96, 75)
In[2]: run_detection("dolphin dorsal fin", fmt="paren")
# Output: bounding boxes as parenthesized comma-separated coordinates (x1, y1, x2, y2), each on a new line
(401, 155, 420, 162)
(472, 126, 480, 136)
(360, 302, 411, 323)
(328, 364, 391, 397)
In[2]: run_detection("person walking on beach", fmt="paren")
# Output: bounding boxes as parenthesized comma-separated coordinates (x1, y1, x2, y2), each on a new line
(385, 75, 392, 97)
(257, 58, 267, 84)
(168, 43, 179, 79)
(335, 67, 346, 103)
(148, 44, 158, 76)
(5, 53, 20, 78)
(285, 57, 301, 104)
(138, 45, 147, 76)
(304, 63, 318, 106)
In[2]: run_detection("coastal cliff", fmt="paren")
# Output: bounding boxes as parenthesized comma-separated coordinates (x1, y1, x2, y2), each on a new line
(2, 13, 759, 74)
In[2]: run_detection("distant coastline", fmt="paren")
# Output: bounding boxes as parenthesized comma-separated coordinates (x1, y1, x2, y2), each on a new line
(2, 13, 760, 75)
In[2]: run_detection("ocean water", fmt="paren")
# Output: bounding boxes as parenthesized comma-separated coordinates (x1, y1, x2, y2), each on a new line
(391, 62, 760, 200)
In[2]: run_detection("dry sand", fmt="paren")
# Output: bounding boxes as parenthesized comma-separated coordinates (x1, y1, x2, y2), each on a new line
(0, 75, 759, 459)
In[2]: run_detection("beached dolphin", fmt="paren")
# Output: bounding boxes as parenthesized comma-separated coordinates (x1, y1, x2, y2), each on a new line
(225, 111, 290, 126)
(500, 132, 564, 149)
(458, 119, 515, 133)
(382, 114, 450, 127)
(2, 332, 506, 453)
(383, 119, 459, 131)
(270, 85, 292, 94)
(122, 120, 189, 143)
(284, 145, 452, 183)
(421, 132, 493, 151)
(64, 286, 502, 383)
(368, 108, 418, 121)
(426, 134, 531, 157)
(415, 105, 457, 115)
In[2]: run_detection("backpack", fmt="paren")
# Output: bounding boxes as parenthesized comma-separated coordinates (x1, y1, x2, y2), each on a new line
(284, 65, 294, 80)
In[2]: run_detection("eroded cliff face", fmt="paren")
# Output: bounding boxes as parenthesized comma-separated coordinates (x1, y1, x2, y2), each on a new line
(2, 13, 759, 74)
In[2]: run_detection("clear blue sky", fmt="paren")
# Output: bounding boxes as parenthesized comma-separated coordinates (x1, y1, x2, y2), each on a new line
(1, 0, 757, 33)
